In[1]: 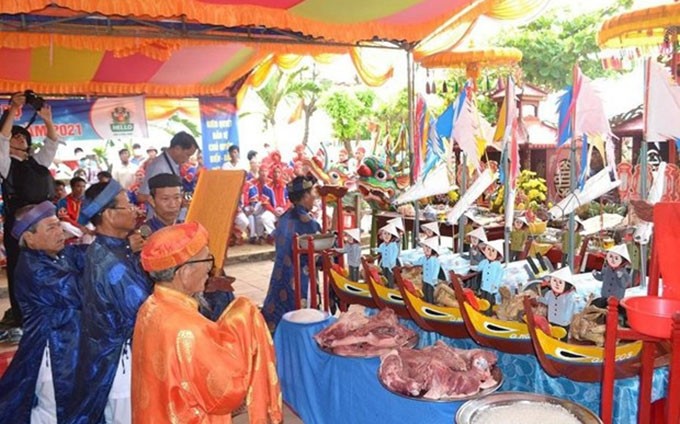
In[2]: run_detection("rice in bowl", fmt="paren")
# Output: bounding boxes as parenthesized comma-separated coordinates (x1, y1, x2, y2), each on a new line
(473, 402, 582, 424)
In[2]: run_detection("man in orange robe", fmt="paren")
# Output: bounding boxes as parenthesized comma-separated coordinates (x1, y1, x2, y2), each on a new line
(132, 222, 283, 424)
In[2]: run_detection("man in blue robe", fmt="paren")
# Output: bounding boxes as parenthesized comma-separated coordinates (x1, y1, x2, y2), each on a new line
(68, 179, 151, 424)
(262, 176, 321, 331)
(0, 201, 86, 423)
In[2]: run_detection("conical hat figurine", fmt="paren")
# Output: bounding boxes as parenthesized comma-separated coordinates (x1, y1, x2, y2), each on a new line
(387, 217, 405, 233)
(420, 237, 447, 255)
(379, 223, 400, 239)
(421, 221, 440, 236)
(607, 244, 631, 264)
(483, 239, 504, 259)
(467, 227, 488, 243)
(344, 228, 361, 243)
(548, 266, 577, 290)
(544, 266, 579, 327)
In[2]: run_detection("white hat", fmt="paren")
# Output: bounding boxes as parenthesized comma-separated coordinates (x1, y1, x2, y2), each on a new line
(548, 266, 577, 285)
(607, 244, 631, 263)
(420, 237, 447, 255)
(514, 215, 528, 225)
(421, 221, 440, 236)
(344, 228, 361, 242)
(484, 239, 505, 258)
(380, 223, 400, 238)
(467, 227, 488, 243)
(388, 217, 405, 232)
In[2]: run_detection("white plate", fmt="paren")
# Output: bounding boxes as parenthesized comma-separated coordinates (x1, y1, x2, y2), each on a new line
(282, 308, 331, 324)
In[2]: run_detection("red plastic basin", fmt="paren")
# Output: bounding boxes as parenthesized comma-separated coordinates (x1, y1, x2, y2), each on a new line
(621, 296, 680, 339)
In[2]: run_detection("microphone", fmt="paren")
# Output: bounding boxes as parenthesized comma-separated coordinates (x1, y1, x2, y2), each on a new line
(138, 224, 153, 239)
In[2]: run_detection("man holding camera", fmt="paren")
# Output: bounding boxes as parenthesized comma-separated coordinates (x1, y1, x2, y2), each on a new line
(0, 92, 59, 333)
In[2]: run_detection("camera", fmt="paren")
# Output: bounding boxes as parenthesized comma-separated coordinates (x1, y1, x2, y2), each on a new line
(24, 90, 45, 111)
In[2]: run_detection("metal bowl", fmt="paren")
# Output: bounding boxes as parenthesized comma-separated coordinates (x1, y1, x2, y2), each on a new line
(298, 234, 336, 251)
(379, 366, 503, 403)
(455, 391, 602, 424)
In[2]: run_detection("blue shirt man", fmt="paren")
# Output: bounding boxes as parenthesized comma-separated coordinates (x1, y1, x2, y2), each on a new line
(68, 180, 151, 424)
(0, 201, 86, 423)
(262, 176, 321, 331)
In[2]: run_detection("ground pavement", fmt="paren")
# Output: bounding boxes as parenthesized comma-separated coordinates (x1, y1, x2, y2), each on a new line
(0, 243, 304, 423)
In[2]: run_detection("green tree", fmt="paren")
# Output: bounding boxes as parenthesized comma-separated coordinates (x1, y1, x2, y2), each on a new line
(496, 0, 634, 91)
(322, 89, 376, 153)
(375, 89, 409, 142)
(241, 65, 327, 146)
(287, 66, 331, 146)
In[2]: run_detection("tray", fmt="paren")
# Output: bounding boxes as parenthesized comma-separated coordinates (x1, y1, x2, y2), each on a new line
(317, 333, 418, 358)
(455, 391, 602, 424)
(379, 366, 503, 403)
(298, 234, 336, 251)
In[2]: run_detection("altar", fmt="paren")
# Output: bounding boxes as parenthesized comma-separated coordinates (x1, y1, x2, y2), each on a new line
(274, 315, 668, 424)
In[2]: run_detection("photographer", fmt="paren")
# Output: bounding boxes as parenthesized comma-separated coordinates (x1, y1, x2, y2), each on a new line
(0, 91, 59, 331)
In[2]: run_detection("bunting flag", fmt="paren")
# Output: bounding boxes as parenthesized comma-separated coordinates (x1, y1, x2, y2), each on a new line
(573, 71, 612, 139)
(493, 77, 518, 146)
(435, 80, 470, 141)
(422, 115, 445, 179)
(645, 58, 680, 142)
(556, 85, 574, 147)
(413, 95, 428, 180)
(287, 98, 304, 124)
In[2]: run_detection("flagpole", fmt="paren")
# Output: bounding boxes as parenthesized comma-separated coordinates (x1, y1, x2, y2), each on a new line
(406, 48, 419, 248)
(640, 58, 651, 291)
(567, 65, 578, 272)
(503, 141, 511, 264)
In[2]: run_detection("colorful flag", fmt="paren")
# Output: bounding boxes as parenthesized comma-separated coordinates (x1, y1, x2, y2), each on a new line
(493, 77, 518, 146)
(556, 86, 573, 147)
(645, 59, 680, 142)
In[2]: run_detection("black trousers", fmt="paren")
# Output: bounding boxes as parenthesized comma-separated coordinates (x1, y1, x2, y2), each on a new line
(3, 215, 21, 324)
(423, 284, 435, 304)
(382, 267, 394, 288)
(349, 266, 360, 282)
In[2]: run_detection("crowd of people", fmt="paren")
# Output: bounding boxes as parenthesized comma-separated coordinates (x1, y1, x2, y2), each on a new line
(225, 143, 367, 245)
(0, 92, 283, 423)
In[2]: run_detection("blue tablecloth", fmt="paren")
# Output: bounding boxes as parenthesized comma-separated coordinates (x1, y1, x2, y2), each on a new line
(275, 316, 668, 424)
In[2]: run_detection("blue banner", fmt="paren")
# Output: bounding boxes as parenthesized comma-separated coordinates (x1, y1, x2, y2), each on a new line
(198, 97, 239, 169)
(13, 96, 148, 142)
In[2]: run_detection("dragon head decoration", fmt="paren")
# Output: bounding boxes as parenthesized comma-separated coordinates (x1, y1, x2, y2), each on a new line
(356, 156, 409, 210)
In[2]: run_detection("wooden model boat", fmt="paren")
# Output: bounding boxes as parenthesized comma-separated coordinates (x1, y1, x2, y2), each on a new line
(392, 267, 480, 339)
(522, 296, 649, 382)
(323, 253, 376, 310)
(449, 274, 567, 354)
(362, 257, 412, 320)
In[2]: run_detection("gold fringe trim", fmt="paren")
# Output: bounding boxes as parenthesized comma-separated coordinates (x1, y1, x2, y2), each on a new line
(3, 0, 491, 45)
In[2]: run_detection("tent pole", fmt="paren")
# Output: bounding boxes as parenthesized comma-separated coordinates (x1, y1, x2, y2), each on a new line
(406, 47, 419, 248)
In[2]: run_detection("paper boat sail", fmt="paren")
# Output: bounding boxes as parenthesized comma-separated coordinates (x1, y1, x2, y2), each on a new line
(393, 163, 456, 205)
(579, 213, 625, 236)
(633, 162, 667, 244)
(446, 168, 498, 224)
(548, 167, 621, 220)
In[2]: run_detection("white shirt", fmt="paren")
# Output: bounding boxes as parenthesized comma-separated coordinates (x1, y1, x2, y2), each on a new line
(112, 162, 138, 189)
(0, 133, 59, 178)
(222, 160, 246, 170)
